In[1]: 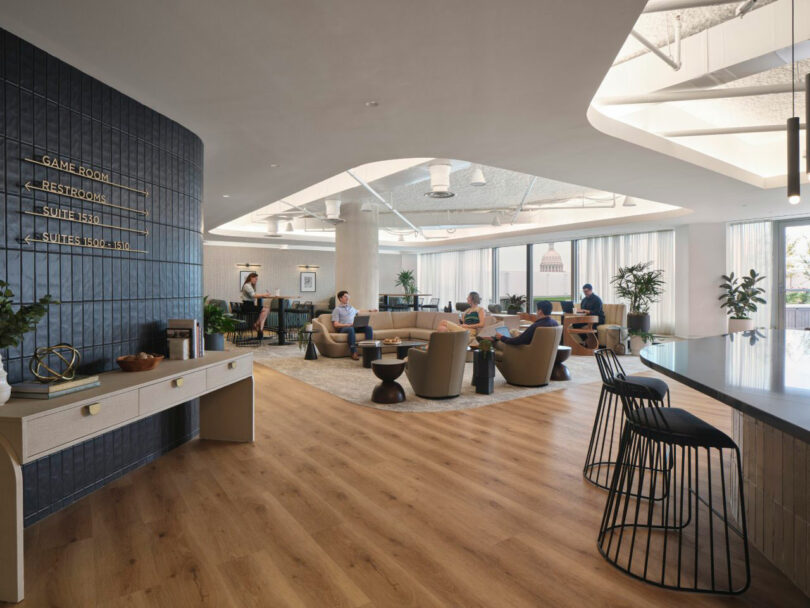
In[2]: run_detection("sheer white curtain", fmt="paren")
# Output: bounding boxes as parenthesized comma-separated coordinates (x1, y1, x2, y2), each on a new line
(726, 221, 772, 328)
(576, 231, 676, 334)
(417, 249, 492, 308)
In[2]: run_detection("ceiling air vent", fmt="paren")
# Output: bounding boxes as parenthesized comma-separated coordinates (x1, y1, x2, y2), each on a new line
(424, 159, 454, 199)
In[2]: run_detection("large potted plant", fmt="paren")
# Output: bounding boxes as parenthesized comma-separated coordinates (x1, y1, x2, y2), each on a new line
(395, 269, 417, 294)
(505, 294, 527, 315)
(0, 281, 57, 405)
(718, 269, 766, 333)
(203, 297, 237, 351)
(611, 262, 665, 333)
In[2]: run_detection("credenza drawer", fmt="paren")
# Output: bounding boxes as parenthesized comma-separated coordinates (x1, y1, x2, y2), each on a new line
(206, 357, 251, 390)
(25, 391, 140, 459)
(139, 370, 206, 416)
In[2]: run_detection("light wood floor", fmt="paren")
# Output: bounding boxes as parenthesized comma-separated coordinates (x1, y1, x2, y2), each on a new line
(8, 363, 808, 607)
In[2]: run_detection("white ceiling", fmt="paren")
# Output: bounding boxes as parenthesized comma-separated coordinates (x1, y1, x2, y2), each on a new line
(1, 0, 807, 253)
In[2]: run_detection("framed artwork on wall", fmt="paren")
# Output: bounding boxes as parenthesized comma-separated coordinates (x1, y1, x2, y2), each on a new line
(239, 270, 253, 291)
(300, 271, 316, 292)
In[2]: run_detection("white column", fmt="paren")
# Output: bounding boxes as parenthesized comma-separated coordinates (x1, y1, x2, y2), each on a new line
(675, 223, 728, 338)
(335, 202, 379, 310)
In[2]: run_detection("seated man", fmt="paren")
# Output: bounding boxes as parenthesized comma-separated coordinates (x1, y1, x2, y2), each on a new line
(331, 290, 373, 360)
(494, 300, 558, 347)
(578, 283, 605, 326)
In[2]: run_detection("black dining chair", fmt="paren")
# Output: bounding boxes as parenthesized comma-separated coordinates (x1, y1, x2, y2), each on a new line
(597, 377, 750, 594)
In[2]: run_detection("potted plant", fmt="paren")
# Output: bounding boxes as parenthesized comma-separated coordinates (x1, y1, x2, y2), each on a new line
(395, 269, 417, 294)
(473, 338, 495, 394)
(718, 269, 766, 333)
(203, 297, 237, 351)
(611, 262, 665, 333)
(628, 330, 655, 356)
(0, 281, 57, 405)
(505, 294, 527, 315)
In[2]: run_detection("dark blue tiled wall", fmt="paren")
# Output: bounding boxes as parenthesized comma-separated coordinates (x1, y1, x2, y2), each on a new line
(0, 28, 205, 525)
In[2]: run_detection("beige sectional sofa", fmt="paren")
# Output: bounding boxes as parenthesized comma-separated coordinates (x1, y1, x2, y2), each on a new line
(312, 311, 495, 358)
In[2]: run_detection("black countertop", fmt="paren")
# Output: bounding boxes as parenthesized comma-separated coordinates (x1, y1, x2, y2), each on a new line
(640, 329, 810, 443)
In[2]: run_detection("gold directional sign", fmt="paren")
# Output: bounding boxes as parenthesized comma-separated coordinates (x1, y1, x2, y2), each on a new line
(23, 233, 147, 254)
(24, 181, 148, 216)
(23, 206, 149, 236)
(24, 155, 149, 196)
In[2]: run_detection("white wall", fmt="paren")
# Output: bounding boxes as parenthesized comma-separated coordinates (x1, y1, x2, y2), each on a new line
(675, 223, 728, 338)
(204, 244, 407, 307)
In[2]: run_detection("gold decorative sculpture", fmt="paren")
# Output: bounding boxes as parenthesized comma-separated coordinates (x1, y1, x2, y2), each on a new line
(29, 343, 81, 383)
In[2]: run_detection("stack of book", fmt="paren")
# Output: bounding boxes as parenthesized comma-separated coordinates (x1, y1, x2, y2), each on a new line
(167, 319, 204, 358)
(12, 375, 100, 399)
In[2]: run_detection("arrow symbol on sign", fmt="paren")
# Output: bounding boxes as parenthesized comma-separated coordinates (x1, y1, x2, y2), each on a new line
(24, 181, 32, 192)
(23, 235, 32, 245)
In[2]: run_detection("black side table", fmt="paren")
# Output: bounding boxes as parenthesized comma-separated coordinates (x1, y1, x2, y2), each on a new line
(358, 341, 382, 368)
(300, 330, 317, 360)
(371, 359, 406, 404)
(472, 350, 495, 394)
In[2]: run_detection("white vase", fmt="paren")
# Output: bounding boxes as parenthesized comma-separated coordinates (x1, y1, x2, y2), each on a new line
(728, 318, 755, 333)
(629, 335, 646, 356)
(0, 354, 11, 406)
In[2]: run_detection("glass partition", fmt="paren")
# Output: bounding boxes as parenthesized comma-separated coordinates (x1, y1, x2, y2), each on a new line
(496, 245, 527, 312)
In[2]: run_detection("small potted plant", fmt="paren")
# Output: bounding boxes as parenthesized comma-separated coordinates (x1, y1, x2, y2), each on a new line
(203, 297, 237, 351)
(505, 294, 527, 315)
(718, 269, 766, 333)
(611, 262, 665, 333)
(473, 338, 495, 394)
(628, 330, 655, 356)
(0, 281, 57, 405)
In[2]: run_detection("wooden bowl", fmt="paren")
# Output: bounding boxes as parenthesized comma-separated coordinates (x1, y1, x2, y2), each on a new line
(116, 354, 164, 372)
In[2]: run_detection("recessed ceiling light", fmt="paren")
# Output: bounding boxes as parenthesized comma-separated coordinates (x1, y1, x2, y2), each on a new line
(364, 100, 379, 107)
(269, 163, 279, 168)
(222, 194, 231, 198)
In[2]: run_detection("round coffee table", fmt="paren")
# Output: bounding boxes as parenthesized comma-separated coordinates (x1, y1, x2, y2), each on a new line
(552, 345, 572, 381)
(358, 340, 382, 368)
(371, 359, 407, 404)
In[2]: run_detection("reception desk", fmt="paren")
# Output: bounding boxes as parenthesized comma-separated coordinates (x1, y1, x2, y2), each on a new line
(641, 330, 809, 597)
(0, 351, 254, 603)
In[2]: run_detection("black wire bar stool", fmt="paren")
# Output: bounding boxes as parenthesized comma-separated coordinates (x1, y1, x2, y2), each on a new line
(584, 348, 671, 491)
(597, 378, 750, 594)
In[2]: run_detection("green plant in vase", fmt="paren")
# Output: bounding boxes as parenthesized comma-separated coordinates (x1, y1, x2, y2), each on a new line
(611, 262, 665, 333)
(0, 281, 58, 405)
(203, 296, 237, 351)
(718, 269, 766, 333)
(395, 269, 417, 294)
(505, 294, 527, 314)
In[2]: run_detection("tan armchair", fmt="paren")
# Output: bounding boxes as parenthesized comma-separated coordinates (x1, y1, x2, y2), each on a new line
(494, 325, 562, 387)
(597, 303, 627, 348)
(405, 331, 469, 399)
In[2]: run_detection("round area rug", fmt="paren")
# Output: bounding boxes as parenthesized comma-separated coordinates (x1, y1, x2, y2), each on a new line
(253, 349, 649, 413)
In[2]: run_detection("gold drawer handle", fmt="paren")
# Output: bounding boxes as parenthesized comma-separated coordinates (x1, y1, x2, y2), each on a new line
(85, 403, 101, 416)
(174, 377, 185, 388)
(228, 361, 237, 370)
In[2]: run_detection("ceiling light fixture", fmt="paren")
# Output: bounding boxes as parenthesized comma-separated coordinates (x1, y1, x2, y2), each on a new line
(285, 221, 294, 232)
(364, 100, 379, 107)
(622, 197, 637, 207)
(491, 214, 502, 227)
(425, 159, 455, 198)
(470, 165, 487, 187)
(222, 194, 231, 198)
(787, 0, 801, 204)
(269, 163, 279, 168)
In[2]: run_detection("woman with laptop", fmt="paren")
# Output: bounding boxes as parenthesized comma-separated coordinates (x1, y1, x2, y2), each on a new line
(241, 272, 272, 339)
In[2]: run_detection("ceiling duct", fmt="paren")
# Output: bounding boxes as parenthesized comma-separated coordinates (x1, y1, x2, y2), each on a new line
(424, 159, 454, 198)
(264, 218, 283, 237)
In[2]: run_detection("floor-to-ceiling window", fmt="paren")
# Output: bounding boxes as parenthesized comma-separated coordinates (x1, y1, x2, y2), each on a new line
(496, 245, 527, 311)
(780, 220, 810, 330)
(727, 221, 773, 329)
(417, 248, 492, 309)
(531, 241, 573, 310)
(576, 230, 676, 334)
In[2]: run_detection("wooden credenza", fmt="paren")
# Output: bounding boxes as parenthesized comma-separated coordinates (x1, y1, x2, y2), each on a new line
(0, 350, 254, 603)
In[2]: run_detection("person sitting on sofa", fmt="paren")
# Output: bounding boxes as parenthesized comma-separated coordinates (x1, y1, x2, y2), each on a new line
(331, 290, 374, 360)
(436, 291, 487, 347)
(493, 300, 558, 346)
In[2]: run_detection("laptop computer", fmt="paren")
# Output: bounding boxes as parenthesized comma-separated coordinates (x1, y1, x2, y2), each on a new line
(495, 326, 512, 338)
(561, 300, 575, 313)
(353, 314, 370, 328)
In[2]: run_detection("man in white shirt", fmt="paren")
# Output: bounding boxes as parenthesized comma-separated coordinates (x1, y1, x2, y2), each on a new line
(331, 290, 373, 360)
